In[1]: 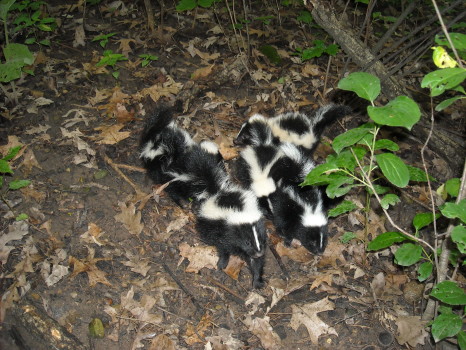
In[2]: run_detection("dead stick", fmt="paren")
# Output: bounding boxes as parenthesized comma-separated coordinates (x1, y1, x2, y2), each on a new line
(103, 153, 145, 196)
(268, 243, 290, 280)
(206, 277, 245, 305)
(162, 262, 204, 311)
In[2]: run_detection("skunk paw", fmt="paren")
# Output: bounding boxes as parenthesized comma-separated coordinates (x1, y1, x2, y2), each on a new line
(217, 254, 229, 270)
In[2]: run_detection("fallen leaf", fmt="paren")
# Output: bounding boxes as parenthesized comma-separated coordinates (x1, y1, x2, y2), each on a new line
(41, 261, 69, 287)
(80, 223, 106, 246)
(245, 292, 266, 315)
(184, 313, 213, 345)
(0, 221, 29, 264)
(205, 328, 244, 350)
(275, 241, 313, 263)
(69, 247, 112, 287)
(370, 272, 385, 298)
(223, 255, 245, 281)
(243, 315, 282, 350)
(73, 23, 85, 47)
(134, 76, 183, 103)
(395, 315, 428, 347)
(191, 64, 214, 80)
(123, 251, 151, 277)
(178, 242, 218, 273)
(114, 201, 144, 235)
(149, 334, 176, 350)
(149, 276, 179, 307)
(93, 124, 131, 145)
(318, 239, 347, 268)
(117, 38, 136, 56)
(289, 297, 338, 344)
(268, 277, 313, 312)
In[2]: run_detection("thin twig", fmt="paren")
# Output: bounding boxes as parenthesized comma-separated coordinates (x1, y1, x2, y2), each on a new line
(206, 276, 245, 305)
(268, 243, 290, 280)
(103, 153, 146, 197)
(162, 262, 204, 311)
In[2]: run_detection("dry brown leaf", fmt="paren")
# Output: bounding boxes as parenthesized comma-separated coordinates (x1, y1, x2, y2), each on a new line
(69, 247, 112, 287)
(318, 239, 347, 268)
(0, 222, 29, 264)
(289, 297, 338, 344)
(223, 255, 245, 281)
(117, 38, 136, 55)
(20, 186, 46, 203)
(120, 287, 162, 325)
(73, 23, 85, 47)
(184, 313, 213, 345)
(149, 334, 176, 350)
(149, 276, 179, 307)
(20, 148, 42, 176)
(268, 277, 314, 312)
(89, 88, 113, 106)
(395, 316, 428, 347)
(80, 223, 106, 246)
(114, 201, 144, 235)
(93, 124, 131, 145)
(310, 272, 335, 291)
(135, 76, 182, 103)
(123, 255, 151, 277)
(275, 241, 313, 263)
(191, 64, 215, 80)
(165, 214, 189, 234)
(205, 327, 245, 350)
(178, 242, 218, 273)
(370, 272, 385, 298)
(0, 136, 24, 160)
(243, 315, 282, 350)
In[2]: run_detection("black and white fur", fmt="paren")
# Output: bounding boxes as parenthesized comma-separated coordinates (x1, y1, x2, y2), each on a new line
(268, 183, 328, 255)
(235, 104, 351, 155)
(140, 108, 267, 288)
(234, 140, 328, 254)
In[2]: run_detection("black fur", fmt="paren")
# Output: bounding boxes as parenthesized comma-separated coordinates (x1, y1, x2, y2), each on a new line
(140, 108, 267, 288)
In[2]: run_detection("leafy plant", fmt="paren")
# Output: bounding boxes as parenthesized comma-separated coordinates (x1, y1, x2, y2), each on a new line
(303, 37, 465, 345)
(139, 54, 158, 67)
(92, 32, 117, 48)
(10, 0, 56, 45)
(422, 32, 466, 111)
(176, 0, 217, 11)
(0, 0, 34, 104)
(294, 40, 339, 61)
(96, 50, 128, 79)
(1, 146, 30, 221)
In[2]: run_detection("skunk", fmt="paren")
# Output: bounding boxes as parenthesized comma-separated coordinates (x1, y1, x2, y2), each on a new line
(233, 139, 328, 254)
(235, 104, 352, 154)
(268, 183, 328, 255)
(140, 108, 267, 288)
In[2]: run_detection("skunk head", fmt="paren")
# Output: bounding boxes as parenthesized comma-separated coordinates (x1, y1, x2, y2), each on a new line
(294, 223, 328, 255)
(232, 220, 267, 258)
(234, 114, 274, 146)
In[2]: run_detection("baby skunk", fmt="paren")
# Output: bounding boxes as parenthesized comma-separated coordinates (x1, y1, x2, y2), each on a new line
(268, 183, 328, 255)
(235, 104, 351, 154)
(234, 140, 328, 254)
(140, 108, 267, 288)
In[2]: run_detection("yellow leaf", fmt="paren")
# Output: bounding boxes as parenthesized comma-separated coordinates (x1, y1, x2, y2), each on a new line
(432, 46, 457, 68)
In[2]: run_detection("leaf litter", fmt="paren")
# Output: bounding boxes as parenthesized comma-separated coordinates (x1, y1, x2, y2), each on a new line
(0, 1, 452, 349)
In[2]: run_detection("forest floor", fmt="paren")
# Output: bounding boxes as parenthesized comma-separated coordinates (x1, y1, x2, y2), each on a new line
(0, 1, 464, 350)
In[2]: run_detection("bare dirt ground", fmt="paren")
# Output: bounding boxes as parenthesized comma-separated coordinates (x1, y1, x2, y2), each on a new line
(0, 1, 464, 350)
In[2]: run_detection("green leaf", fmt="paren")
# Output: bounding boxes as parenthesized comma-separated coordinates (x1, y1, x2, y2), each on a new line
(4, 43, 34, 65)
(394, 243, 422, 266)
(302, 161, 341, 185)
(0, 61, 22, 82)
(435, 33, 466, 51)
(431, 281, 466, 305)
(375, 153, 410, 188)
(367, 231, 409, 251)
(340, 232, 357, 244)
(297, 10, 312, 24)
(326, 176, 355, 198)
(445, 178, 460, 198)
(301, 46, 324, 60)
(451, 225, 466, 254)
(0, 0, 16, 22)
(325, 44, 339, 56)
(413, 212, 440, 231)
(9, 179, 30, 190)
(373, 139, 399, 151)
(421, 68, 466, 97)
(440, 199, 466, 223)
(0, 175, 3, 188)
(417, 261, 433, 282)
(332, 125, 372, 154)
(2, 145, 21, 161)
(367, 96, 420, 130)
(367, 184, 390, 195)
(259, 45, 281, 65)
(458, 331, 466, 350)
(407, 165, 436, 182)
(112, 70, 120, 79)
(435, 96, 465, 111)
(89, 318, 105, 338)
(328, 200, 357, 217)
(380, 193, 400, 209)
(15, 213, 28, 221)
(198, 0, 214, 8)
(431, 313, 462, 342)
(338, 72, 380, 102)
(0, 159, 13, 173)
